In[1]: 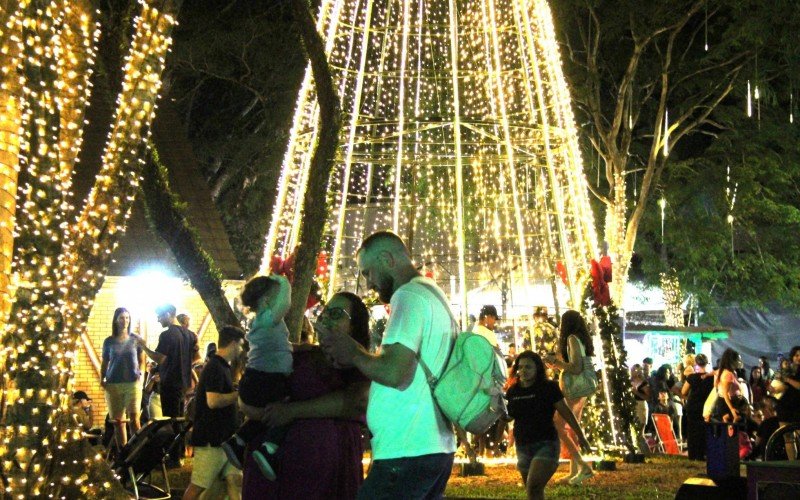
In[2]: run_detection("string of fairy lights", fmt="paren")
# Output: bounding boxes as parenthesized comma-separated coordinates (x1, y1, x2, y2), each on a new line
(0, 0, 177, 496)
(261, 0, 599, 321)
(0, 2, 28, 328)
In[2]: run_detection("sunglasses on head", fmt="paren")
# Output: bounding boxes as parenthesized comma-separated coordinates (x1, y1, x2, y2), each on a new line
(320, 307, 351, 321)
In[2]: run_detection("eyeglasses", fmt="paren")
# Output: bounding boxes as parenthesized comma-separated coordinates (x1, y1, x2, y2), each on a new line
(320, 307, 351, 321)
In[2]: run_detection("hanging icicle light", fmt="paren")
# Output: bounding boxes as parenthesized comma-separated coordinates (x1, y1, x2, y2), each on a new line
(791, 93, 794, 124)
(726, 165, 738, 260)
(754, 83, 761, 123)
(746, 80, 752, 117)
(704, 2, 709, 51)
(662, 108, 669, 156)
(659, 196, 666, 243)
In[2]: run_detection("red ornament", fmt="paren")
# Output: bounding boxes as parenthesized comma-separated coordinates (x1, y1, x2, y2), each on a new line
(600, 255, 612, 282)
(316, 252, 329, 277)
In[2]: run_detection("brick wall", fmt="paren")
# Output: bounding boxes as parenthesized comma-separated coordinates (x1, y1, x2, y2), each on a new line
(72, 275, 242, 425)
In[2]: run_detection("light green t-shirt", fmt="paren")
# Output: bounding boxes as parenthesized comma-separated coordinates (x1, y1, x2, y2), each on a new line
(367, 276, 457, 459)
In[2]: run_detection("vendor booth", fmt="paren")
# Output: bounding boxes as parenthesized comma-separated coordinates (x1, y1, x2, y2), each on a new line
(624, 324, 731, 369)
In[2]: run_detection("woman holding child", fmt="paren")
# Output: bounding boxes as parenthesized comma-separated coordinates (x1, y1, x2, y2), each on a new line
(241, 291, 371, 500)
(713, 348, 747, 422)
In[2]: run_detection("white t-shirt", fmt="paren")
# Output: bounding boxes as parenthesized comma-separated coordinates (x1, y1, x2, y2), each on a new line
(366, 276, 458, 460)
(473, 323, 499, 347)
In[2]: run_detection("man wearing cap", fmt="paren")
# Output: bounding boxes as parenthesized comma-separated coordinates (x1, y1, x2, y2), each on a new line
(473, 307, 507, 457)
(71, 391, 94, 430)
(474, 305, 500, 347)
(71, 391, 102, 445)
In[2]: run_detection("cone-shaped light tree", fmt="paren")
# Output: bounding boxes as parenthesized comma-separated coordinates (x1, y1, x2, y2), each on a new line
(262, 0, 600, 326)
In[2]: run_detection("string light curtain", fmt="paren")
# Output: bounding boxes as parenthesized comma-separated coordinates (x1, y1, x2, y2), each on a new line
(262, 0, 598, 320)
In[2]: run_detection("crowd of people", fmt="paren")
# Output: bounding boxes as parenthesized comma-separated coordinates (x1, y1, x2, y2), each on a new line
(631, 346, 800, 462)
(69, 229, 800, 500)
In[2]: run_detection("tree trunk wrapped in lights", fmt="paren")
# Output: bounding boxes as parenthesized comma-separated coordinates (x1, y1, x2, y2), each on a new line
(0, 1, 27, 331)
(0, 0, 181, 496)
(262, 0, 598, 329)
(661, 271, 683, 327)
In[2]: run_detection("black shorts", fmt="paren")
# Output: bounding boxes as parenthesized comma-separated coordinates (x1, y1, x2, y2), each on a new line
(238, 368, 289, 408)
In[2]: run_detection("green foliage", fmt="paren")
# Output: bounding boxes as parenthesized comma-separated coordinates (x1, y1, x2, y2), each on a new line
(145, 147, 225, 284)
(552, 0, 800, 308)
(635, 101, 800, 310)
(592, 301, 639, 453)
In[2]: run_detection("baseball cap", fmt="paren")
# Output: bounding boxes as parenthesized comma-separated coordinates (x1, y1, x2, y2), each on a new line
(643, 357, 653, 365)
(73, 391, 91, 401)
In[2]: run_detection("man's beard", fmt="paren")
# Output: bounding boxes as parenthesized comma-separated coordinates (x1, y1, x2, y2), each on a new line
(376, 276, 394, 304)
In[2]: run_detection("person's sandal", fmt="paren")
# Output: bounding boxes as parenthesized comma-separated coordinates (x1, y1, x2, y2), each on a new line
(221, 436, 246, 470)
(568, 468, 594, 485)
(253, 442, 279, 481)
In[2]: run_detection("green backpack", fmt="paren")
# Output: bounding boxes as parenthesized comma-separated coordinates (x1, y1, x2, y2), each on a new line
(416, 284, 508, 434)
(418, 331, 508, 434)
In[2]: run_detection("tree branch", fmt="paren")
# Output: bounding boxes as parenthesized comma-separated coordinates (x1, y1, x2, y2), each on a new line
(284, 0, 342, 340)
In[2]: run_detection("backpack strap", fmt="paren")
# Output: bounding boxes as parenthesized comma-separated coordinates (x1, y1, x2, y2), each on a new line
(413, 280, 458, 389)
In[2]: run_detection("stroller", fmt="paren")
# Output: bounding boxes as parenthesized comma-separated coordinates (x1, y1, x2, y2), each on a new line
(111, 417, 192, 500)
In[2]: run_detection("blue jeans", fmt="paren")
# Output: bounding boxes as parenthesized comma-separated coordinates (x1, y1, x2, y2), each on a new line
(357, 453, 454, 500)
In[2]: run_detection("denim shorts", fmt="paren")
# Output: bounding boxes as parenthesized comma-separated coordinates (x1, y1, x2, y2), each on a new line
(516, 440, 561, 474)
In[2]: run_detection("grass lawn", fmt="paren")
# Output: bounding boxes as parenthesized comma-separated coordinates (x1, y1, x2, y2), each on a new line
(445, 455, 706, 499)
(160, 454, 705, 499)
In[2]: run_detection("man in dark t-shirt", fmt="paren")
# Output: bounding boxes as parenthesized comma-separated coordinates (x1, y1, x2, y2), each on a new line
(139, 304, 200, 417)
(184, 325, 245, 500)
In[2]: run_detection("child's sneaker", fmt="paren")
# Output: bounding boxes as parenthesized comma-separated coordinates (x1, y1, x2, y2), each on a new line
(253, 441, 279, 481)
(221, 434, 246, 469)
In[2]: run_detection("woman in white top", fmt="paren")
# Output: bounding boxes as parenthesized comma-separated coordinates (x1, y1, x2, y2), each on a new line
(544, 310, 595, 485)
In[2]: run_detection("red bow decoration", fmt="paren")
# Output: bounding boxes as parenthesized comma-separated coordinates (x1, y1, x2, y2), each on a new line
(555, 261, 568, 286)
(269, 250, 330, 310)
(269, 253, 296, 282)
(590, 259, 611, 306)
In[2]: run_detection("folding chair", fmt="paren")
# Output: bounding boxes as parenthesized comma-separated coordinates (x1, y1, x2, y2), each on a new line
(652, 413, 685, 455)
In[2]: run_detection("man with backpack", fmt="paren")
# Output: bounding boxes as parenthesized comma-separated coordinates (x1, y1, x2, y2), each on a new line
(320, 231, 456, 499)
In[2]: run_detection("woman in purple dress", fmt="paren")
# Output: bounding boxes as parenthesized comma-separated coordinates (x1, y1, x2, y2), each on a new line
(241, 292, 370, 499)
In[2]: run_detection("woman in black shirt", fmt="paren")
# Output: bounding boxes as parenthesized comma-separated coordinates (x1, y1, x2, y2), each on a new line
(506, 351, 592, 499)
(681, 353, 714, 460)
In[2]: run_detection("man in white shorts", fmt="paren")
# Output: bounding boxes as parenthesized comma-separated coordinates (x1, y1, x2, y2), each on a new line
(182, 326, 245, 500)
